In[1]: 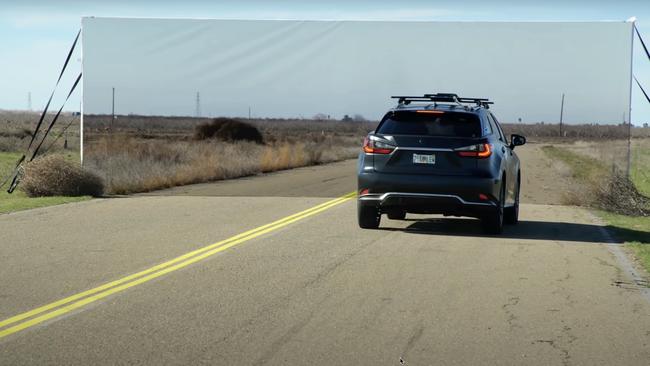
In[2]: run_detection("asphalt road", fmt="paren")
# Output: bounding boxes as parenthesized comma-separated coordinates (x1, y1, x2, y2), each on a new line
(0, 144, 649, 365)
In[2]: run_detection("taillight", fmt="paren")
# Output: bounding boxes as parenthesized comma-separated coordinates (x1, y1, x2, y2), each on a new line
(363, 136, 395, 154)
(455, 143, 492, 158)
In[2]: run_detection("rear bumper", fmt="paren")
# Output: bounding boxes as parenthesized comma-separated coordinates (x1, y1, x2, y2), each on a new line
(357, 171, 500, 218)
(358, 192, 495, 218)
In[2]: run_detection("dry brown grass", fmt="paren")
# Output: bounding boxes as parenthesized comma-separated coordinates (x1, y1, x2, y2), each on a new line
(21, 154, 103, 197)
(81, 114, 371, 194)
(83, 135, 360, 194)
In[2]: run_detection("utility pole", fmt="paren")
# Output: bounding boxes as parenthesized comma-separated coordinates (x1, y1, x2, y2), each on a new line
(195, 91, 201, 117)
(248, 106, 251, 119)
(111, 87, 115, 131)
(559, 93, 565, 137)
(27, 92, 32, 111)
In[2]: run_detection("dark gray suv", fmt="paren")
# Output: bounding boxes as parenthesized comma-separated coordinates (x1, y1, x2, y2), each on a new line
(357, 93, 526, 234)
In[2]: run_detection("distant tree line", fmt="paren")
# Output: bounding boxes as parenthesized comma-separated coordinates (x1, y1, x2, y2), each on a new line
(313, 113, 367, 122)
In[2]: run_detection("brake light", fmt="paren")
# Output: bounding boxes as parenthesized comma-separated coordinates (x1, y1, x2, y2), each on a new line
(363, 136, 395, 154)
(455, 143, 492, 158)
(416, 110, 445, 115)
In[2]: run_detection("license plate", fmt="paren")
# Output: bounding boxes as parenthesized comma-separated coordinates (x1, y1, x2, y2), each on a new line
(412, 153, 435, 165)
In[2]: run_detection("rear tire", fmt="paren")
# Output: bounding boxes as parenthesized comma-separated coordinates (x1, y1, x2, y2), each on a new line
(504, 175, 520, 225)
(387, 210, 406, 220)
(482, 183, 504, 234)
(358, 203, 381, 229)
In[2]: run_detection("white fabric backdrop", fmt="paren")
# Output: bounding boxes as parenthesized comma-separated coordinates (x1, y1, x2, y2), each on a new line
(82, 18, 633, 124)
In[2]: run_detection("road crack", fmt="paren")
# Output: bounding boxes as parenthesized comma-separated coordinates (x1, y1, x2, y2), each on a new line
(532, 325, 576, 366)
(502, 296, 521, 329)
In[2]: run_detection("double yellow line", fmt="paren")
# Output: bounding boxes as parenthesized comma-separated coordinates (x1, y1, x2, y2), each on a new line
(0, 192, 356, 340)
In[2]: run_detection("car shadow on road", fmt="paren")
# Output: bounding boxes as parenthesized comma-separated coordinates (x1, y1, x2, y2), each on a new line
(380, 217, 650, 244)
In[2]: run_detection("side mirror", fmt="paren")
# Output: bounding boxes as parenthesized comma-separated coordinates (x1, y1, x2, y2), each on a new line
(510, 134, 526, 149)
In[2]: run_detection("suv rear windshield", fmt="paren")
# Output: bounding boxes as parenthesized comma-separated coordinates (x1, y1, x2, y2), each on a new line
(377, 111, 482, 138)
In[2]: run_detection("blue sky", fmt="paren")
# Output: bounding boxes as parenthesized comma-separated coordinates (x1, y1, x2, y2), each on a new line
(1, 0, 649, 124)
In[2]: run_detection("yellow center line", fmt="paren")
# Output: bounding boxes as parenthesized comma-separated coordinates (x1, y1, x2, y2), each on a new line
(0, 192, 356, 339)
(0, 192, 353, 330)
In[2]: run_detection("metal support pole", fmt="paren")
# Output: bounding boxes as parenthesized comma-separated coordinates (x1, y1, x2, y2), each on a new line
(560, 93, 564, 137)
(111, 87, 115, 131)
(626, 20, 635, 178)
(627, 112, 632, 178)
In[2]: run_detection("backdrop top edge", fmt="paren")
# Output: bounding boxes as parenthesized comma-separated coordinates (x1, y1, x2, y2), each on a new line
(80, 16, 635, 24)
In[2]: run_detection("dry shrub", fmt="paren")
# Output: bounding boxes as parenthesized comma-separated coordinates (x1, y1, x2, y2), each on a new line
(564, 172, 649, 216)
(21, 155, 104, 197)
(592, 173, 649, 216)
(194, 118, 263, 144)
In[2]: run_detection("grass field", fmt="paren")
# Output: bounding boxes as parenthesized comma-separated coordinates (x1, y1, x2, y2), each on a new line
(631, 140, 650, 196)
(0, 152, 90, 214)
(83, 115, 375, 194)
(502, 122, 650, 141)
(3, 108, 650, 219)
(541, 141, 650, 277)
(0, 110, 79, 153)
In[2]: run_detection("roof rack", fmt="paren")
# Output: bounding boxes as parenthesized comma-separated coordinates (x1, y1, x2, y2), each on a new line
(391, 93, 494, 109)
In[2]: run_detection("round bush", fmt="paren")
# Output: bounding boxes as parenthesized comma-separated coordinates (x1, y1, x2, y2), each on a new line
(193, 118, 264, 144)
(21, 154, 104, 197)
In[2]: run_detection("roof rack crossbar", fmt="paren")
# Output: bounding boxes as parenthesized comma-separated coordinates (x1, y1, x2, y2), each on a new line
(391, 93, 493, 108)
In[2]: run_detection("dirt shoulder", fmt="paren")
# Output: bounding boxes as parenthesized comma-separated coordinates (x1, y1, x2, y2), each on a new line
(516, 142, 573, 205)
